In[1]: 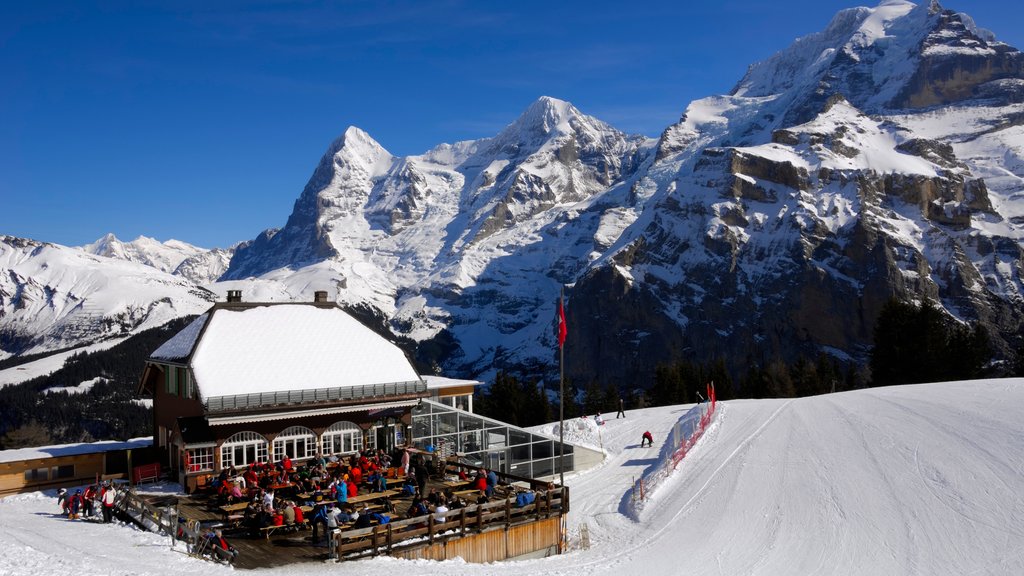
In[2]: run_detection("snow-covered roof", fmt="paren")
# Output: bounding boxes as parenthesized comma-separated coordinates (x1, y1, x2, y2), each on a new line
(0, 437, 152, 464)
(184, 304, 420, 398)
(422, 375, 482, 390)
(150, 313, 208, 361)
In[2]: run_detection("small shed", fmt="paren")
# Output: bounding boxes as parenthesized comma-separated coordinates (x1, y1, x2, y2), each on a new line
(0, 438, 152, 496)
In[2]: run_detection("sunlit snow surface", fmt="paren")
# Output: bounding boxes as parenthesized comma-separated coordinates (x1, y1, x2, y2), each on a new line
(2, 379, 1022, 576)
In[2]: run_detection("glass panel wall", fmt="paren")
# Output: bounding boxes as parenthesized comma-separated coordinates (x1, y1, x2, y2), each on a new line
(411, 400, 574, 480)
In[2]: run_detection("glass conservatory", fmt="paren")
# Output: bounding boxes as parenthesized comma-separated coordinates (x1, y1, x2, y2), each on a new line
(411, 399, 574, 480)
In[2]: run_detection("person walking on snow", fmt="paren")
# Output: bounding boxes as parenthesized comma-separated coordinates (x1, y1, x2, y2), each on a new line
(641, 431, 653, 447)
(616, 397, 625, 419)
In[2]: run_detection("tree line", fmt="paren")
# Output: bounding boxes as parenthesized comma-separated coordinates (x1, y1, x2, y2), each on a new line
(0, 317, 196, 449)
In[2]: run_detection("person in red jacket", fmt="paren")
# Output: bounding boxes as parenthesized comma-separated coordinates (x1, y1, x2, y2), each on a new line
(347, 478, 358, 498)
(474, 471, 488, 492)
(292, 503, 305, 524)
(210, 529, 238, 563)
(641, 431, 653, 447)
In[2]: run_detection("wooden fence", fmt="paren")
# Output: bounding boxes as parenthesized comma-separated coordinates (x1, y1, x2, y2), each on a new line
(334, 485, 567, 561)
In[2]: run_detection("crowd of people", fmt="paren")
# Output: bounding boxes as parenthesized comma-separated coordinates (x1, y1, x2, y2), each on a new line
(56, 482, 118, 522)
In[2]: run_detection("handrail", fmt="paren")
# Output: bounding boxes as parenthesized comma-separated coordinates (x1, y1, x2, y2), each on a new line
(204, 380, 426, 412)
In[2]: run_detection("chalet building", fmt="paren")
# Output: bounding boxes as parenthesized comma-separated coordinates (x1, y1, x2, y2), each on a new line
(138, 291, 435, 492)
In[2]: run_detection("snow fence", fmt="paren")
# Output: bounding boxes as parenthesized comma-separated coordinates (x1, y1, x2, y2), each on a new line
(629, 384, 717, 517)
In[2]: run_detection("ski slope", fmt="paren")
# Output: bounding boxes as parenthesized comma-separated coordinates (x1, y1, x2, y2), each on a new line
(1, 379, 1022, 575)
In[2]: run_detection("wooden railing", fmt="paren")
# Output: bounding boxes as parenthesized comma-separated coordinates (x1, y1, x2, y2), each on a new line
(334, 486, 567, 560)
(114, 487, 178, 538)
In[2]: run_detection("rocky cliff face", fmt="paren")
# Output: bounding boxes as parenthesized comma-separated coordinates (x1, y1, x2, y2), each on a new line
(8, 2, 1022, 387)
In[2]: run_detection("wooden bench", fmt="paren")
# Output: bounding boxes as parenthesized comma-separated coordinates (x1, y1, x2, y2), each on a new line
(258, 519, 308, 539)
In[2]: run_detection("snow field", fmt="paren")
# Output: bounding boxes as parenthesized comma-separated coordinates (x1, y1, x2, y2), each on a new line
(1, 379, 1022, 575)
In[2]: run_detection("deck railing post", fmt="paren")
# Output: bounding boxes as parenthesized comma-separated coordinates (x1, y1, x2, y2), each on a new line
(428, 514, 435, 543)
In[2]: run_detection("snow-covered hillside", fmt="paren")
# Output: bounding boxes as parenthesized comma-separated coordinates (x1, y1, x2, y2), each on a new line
(0, 236, 216, 358)
(80, 233, 233, 285)
(4, 1, 1023, 384)
(2, 379, 1021, 575)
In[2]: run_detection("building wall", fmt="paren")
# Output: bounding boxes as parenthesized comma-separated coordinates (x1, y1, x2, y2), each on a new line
(0, 453, 106, 497)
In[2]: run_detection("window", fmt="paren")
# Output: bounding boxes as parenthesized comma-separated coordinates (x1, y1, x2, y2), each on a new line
(272, 426, 316, 462)
(220, 431, 268, 469)
(176, 367, 189, 398)
(321, 421, 362, 456)
(186, 447, 214, 472)
(24, 467, 49, 482)
(165, 366, 178, 395)
(53, 465, 75, 479)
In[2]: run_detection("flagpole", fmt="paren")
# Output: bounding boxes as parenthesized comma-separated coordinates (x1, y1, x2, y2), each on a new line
(559, 285, 565, 489)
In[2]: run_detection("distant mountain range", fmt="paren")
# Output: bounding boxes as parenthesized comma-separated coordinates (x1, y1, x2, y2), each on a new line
(3, 0, 1022, 385)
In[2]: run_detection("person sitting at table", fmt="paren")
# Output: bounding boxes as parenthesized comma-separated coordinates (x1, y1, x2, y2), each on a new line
(292, 502, 305, 525)
(263, 489, 275, 510)
(346, 476, 358, 499)
(366, 469, 386, 493)
(336, 503, 357, 524)
(349, 465, 362, 486)
(486, 468, 498, 498)
(406, 497, 429, 519)
(281, 455, 293, 472)
(425, 488, 440, 507)
(473, 471, 488, 493)
(282, 500, 296, 526)
(249, 504, 274, 537)
(243, 467, 258, 489)
(227, 481, 244, 503)
(401, 477, 417, 496)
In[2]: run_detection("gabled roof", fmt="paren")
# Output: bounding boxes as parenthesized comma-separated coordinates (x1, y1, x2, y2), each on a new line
(149, 302, 421, 400)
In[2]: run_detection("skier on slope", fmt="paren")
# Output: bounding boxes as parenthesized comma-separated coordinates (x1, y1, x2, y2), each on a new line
(640, 431, 653, 447)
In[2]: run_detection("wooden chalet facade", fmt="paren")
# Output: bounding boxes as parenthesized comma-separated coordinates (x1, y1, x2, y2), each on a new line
(138, 291, 429, 492)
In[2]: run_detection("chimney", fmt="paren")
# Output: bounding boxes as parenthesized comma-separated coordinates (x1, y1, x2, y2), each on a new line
(314, 290, 329, 303)
(226, 290, 242, 303)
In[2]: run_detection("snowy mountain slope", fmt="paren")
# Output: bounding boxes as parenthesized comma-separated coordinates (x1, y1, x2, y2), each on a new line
(6, 2, 1023, 385)
(0, 236, 216, 357)
(80, 233, 233, 285)
(567, 1, 1024, 380)
(2, 378, 1021, 575)
(220, 96, 655, 374)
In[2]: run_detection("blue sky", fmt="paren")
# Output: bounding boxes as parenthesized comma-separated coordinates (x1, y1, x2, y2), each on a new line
(3, 1, 1022, 249)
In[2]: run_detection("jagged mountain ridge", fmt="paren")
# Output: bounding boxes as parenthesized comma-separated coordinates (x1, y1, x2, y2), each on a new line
(569, 0, 1024, 380)
(4, 1, 1023, 385)
(0, 236, 216, 360)
(80, 233, 233, 285)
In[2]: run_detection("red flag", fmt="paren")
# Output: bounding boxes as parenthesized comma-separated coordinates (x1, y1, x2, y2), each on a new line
(557, 297, 567, 348)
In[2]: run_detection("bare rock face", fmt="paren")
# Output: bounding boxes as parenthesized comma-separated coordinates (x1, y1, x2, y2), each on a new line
(894, 10, 1024, 109)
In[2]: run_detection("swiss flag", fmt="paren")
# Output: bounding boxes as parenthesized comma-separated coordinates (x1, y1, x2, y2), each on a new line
(557, 297, 567, 348)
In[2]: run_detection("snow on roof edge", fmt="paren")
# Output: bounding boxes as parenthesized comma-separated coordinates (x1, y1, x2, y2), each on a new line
(0, 437, 153, 464)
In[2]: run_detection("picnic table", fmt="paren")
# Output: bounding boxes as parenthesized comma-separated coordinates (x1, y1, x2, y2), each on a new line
(219, 502, 249, 525)
(347, 489, 399, 505)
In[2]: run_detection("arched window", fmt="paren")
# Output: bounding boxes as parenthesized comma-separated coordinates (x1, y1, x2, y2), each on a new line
(321, 421, 363, 456)
(221, 431, 268, 469)
(272, 425, 316, 462)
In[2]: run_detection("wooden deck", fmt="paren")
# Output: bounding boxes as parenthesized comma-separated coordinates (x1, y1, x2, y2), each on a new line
(148, 463, 564, 569)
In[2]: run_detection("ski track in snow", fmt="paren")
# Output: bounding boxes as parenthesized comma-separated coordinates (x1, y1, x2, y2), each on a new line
(2, 380, 1024, 576)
